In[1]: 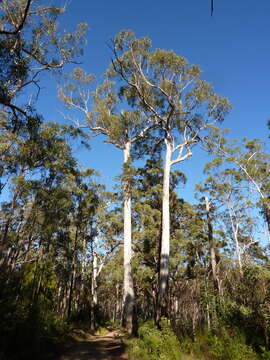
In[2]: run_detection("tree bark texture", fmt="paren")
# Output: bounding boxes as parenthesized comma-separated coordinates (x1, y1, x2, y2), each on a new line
(205, 197, 219, 294)
(122, 141, 135, 334)
(157, 139, 172, 323)
(91, 250, 98, 331)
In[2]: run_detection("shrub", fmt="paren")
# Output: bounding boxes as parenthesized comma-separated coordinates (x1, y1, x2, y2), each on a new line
(180, 327, 258, 360)
(260, 347, 270, 360)
(128, 319, 182, 360)
(0, 303, 68, 360)
(207, 329, 256, 360)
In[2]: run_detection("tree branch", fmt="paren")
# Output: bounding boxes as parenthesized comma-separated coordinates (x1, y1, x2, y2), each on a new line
(0, 0, 32, 35)
(22, 46, 65, 69)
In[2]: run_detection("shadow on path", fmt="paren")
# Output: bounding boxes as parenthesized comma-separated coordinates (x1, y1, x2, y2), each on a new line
(57, 330, 128, 360)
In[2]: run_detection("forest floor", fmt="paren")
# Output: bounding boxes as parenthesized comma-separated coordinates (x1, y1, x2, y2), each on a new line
(56, 328, 128, 360)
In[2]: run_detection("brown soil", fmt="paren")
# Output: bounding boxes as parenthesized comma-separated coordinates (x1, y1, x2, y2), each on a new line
(57, 329, 128, 360)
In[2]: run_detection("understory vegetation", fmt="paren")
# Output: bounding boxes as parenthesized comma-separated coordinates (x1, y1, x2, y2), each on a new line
(128, 320, 260, 360)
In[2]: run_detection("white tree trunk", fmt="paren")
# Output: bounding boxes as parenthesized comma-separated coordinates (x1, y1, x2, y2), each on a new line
(122, 140, 134, 333)
(234, 231, 243, 275)
(158, 139, 172, 319)
(205, 197, 219, 292)
(91, 250, 98, 330)
(116, 282, 121, 321)
(92, 251, 98, 306)
(228, 207, 243, 275)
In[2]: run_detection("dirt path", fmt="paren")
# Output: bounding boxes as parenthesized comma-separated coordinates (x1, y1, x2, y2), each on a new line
(57, 329, 128, 360)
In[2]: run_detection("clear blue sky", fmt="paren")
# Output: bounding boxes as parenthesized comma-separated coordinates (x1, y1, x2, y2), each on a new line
(37, 0, 270, 201)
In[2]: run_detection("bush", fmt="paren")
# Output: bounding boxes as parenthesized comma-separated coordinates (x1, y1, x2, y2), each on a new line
(128, 319, 182, 360)
(180, 327, 258, 360)
(207, 328, 256, 360)
(260, 347, 270, 360)
(0, 303, 67, 360)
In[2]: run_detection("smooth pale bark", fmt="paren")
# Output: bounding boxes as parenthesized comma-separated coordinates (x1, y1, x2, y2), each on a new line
(122, 140, 135, 334)
(157, 139, 172, 322)
(205, 197, 219, 293)
(205, 196, 220, 328)
(235, 234, 243, 275)
(92, 252, 98, 305)
(90, 250, 98, 330)
(113, 282, 122, 322)
(228, 208, 243, 275)
(206, 301, 211, 329)
(67, 228, 78, 319)
(116, 283, 121, 321)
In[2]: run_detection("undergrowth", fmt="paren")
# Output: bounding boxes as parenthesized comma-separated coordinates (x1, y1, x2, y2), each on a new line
(180, 327, 258, 360)
(128, 319, 182, 360)
(0, 302, 68, 360)
(128, 320, 263, 360)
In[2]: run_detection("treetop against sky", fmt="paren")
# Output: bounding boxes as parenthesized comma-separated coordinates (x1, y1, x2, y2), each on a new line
(26, 0, 270, 199)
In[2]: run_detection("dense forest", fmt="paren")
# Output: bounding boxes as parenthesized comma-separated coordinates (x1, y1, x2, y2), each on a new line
(1, 1, 270, 360)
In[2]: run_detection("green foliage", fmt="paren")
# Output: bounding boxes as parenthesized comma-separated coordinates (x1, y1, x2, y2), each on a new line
(216, 265, 270, 351)
(128, 320, 182, 360)
(0, 279, 68, 360)
(180, 328, 258, 360)
(260, 347, 270, 360)
(206, 329, 256, 360)
(95, 326, 108, 335)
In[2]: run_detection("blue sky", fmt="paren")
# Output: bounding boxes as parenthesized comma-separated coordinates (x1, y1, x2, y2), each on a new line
(37, 0, 270, 202)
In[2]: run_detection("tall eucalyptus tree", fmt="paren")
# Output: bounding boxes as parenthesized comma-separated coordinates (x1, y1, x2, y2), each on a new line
(109, 30, 230, 321)
(60, 64, 156, 333)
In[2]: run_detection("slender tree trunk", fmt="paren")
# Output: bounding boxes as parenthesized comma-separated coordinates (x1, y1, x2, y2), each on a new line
(67, 263, 76, 319)
(228, 207, 243, 276)
(205, 197, 219, 293)
(122, 140, 135, 334)
(157, 139, 172, 324)
(79, 237, 87, 311)
(206, 301, 211, 329)
(90, 250, 98, 331)
(116, 282, 121, 322)
(154, 211, 162, 321)
(235, 234, 243, 275)
(57, 282, 63, 314)
(63, 285, 69, 317)
(67, 228, 78, 319)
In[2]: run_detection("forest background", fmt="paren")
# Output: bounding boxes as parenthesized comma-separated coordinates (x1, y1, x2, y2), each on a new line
(1, 1, 270, 360)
